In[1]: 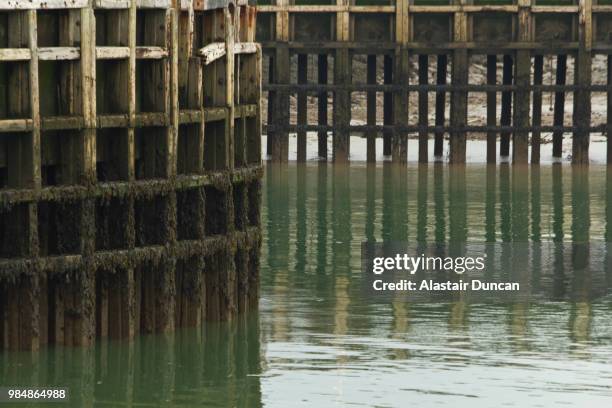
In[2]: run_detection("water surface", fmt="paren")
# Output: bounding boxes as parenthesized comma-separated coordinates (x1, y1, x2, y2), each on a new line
(2, 164, 612, 407)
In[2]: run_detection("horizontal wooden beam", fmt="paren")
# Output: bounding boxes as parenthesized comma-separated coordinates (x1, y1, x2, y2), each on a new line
(136, 0, 171, 9)
(96, 47, 130, 60)
(234, 42, 258, 55)
(0, 0, 88, 9)
(94, 0, 130, 8)
(0, 119, 33, 133)
(38, 47, 80, 61)
(135, 46, 168, 60)
(0, 48, 31, 61)
(198, 43, 226, 65)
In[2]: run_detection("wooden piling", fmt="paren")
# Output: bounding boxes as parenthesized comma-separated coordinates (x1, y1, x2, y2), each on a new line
(486, 55, 497, 163)
(513, 50, 530, 164)
(383, 54, 393, 157)
(573, 0, 592, 166)
(333, 48, 351, 163)
(317, 54, 328, 160)
(271, 45, 289, 162)
(434, 54, 447, 161)
(393, 50, 409, 163)
(573, 48, 592, 165)
(532, 55, 544, 165)
(297, 53, 307, 163)
(553, 55, 567, 161)
(606, 54, 612, 163)
(500, 54, 513, 159)
(449, 49, 468, 164)
(0, 0, 261, 350)
(608, 55, 612, 164)
(366, 54, 376, 163)
(418, 54, 428, 163)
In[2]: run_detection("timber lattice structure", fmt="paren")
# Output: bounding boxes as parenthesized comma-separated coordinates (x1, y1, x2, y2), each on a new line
(258, 0, 612, 164)
(0, 0, 262, 351)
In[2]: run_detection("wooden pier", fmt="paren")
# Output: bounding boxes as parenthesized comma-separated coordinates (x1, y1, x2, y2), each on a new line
(258, 0, 612, 164)
(0, 0, 262, 351)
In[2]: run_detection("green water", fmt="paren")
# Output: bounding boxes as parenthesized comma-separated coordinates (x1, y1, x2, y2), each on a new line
(2, 164, 612, 407)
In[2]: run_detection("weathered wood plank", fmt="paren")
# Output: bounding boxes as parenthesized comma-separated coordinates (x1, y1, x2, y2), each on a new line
(96, 47, 131, 60)
(0, 48, 31, 61)
(198, 42, 226, 65)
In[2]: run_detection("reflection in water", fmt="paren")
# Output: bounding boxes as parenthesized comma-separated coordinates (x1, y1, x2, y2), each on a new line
(261, 164, 612, 407)
(2, 164, 612, 407)
(0, 317, 263, 407)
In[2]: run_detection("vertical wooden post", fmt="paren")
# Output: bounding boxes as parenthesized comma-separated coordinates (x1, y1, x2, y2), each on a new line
(517, 0, 534, 156)
(333, 48, 351, 163)
(552, 55, 567, 161)
(317, 54, 328, 160)
(572, 0, 592, 165)
(269, 0, 289, 162)
(393, 50, 409, 163)
(266, 54, 274, 157)
(297, 53, 307, 162)
(486, 55, 497, 163)
(500, 54, 513, 160)
(449, 49, 467, 164)
(272, 45, 289, 162)
(434, 54, 447, 161)
(450, 1, 468, 164)
(333, 0, 351, 163)
(608, 55, 612, 164)
(513, 51, 530, 164)
(383, 54, 393, 157)
(366, 54, 377, 163)
(76, 5, 97, 347)
(516, 0, 533, 163)
(532, 54, 543, 164)
(418, 54, 428, 163)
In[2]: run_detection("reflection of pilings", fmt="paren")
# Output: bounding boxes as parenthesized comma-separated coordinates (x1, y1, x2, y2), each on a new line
(332, 166, 351, 273)
(571, 167, 590, 301)
(332, 166, 351, 337)
(448, 167, 469, 335)
(417, 165, 428, 244)
(382, 164, 408, 241)
(266, 166, 290, 341)
(449, 166, 466, 243)
(531, 167, 542, 291)
(499, 165, 512, 242)
(552, 165, 565, 300)
(485, 165, 496, 243)
(316, 164, 329, 288)
(366, 165, 376, 243)
(512, 167, 529, 242)
(607, 168, 612, 289)
(295, 165, 307, 274)
(433, 164, 446, 244)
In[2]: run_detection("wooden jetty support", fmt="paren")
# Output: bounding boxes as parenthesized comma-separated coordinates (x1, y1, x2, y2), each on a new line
(258, 0, 612, 165)
(0, 0, 262, 351)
